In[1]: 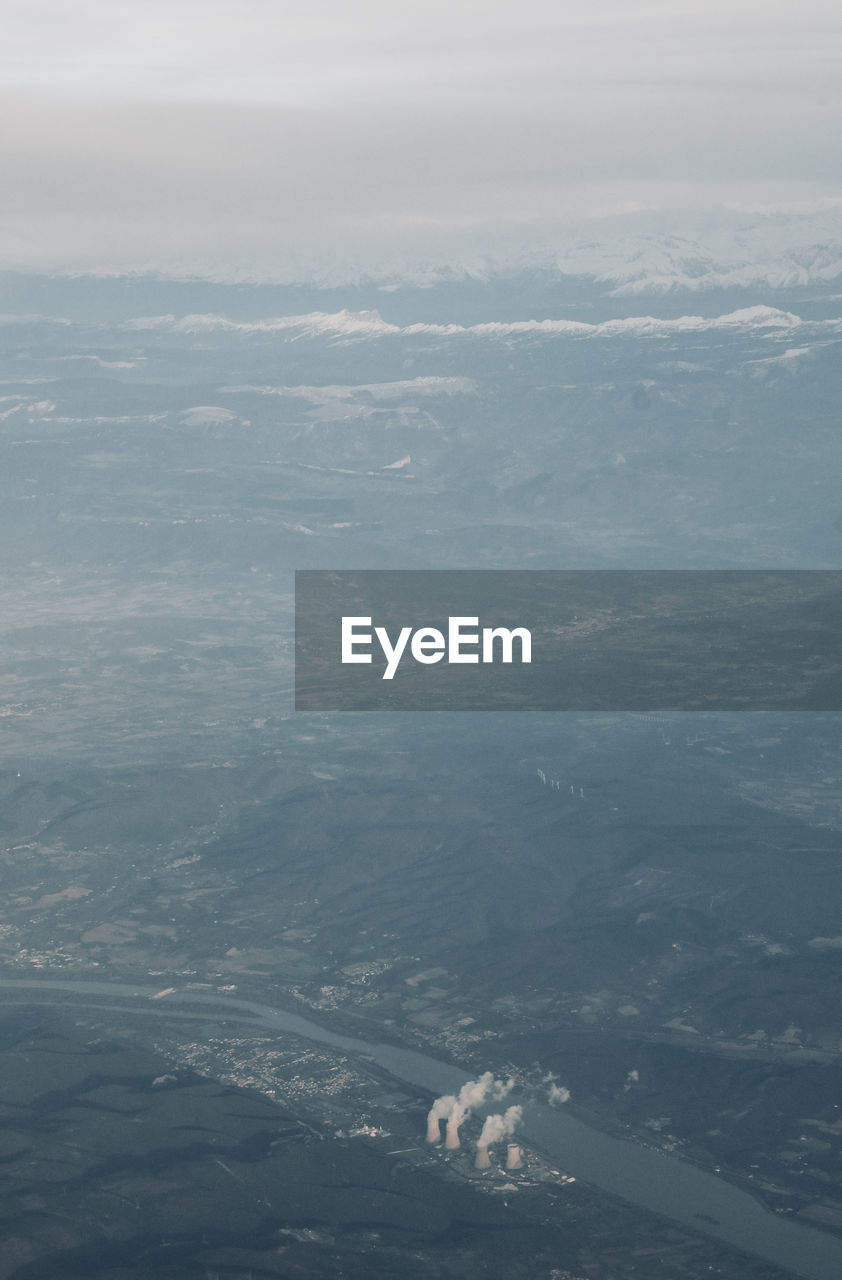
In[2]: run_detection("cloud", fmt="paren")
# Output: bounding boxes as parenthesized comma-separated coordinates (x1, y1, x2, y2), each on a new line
(2, 2, 841, 277)
(808, 935, 842, 950)
(6, 2, 841, 106)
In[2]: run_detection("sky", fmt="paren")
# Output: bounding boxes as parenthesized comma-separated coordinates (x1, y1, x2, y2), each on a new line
(2, 0, 841, 279)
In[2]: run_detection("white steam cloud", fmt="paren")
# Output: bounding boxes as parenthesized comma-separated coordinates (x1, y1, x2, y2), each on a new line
(477, 1105, 523, 1150)
(548, 1083, 570, 1106)
(491, 1076, 516, 1101)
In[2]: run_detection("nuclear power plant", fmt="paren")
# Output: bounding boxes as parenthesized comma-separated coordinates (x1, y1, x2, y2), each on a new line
(426, 1071, 509, 1151)
(427, 1080, 525, 1172)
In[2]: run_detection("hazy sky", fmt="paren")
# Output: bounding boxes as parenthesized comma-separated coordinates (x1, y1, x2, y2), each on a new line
(2, 0, 841, 278)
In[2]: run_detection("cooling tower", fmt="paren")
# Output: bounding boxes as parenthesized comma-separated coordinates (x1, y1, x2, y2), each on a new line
(444, 1124, 461, 1149)
(475, 1145, 491, 1170)
(426, 1114, 442, 1143)
(506, 1143, 523, 1170)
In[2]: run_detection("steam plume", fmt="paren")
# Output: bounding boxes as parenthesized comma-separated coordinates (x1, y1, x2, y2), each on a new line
(491, 1075, 515, 1101)
(548, 1083, 570, 1106)
(477, 1104, 523, 1151)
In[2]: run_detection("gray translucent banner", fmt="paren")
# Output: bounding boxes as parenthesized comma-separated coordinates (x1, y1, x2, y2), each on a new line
(294, 570, 842, 711)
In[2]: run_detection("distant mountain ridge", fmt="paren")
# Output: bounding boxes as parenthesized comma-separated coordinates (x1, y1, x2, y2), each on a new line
(15, 202, 842, 296)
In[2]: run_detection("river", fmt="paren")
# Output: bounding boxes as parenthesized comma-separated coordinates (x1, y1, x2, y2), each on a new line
(2, 975, 840, 1280)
